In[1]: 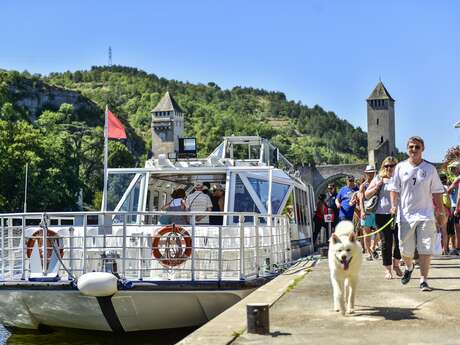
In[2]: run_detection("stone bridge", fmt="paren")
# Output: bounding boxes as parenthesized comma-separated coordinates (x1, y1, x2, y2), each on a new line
(300, 163, 368, 195)
(301, 161, 443, 196)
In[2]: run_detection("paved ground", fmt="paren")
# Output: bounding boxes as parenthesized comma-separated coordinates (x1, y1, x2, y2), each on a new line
(234, 256, 460, 345)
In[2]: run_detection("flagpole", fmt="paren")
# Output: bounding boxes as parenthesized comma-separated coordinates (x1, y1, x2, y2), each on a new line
(24, 163, 28, 213)
(102, 105, 109, 212)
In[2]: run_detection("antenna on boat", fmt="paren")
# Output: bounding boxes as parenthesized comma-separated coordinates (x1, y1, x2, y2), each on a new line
(23, 163, 28, 213)
(108, 46, 112, 66)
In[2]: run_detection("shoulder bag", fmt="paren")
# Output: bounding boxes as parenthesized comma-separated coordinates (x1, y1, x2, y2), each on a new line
(364, 176, 382, 214)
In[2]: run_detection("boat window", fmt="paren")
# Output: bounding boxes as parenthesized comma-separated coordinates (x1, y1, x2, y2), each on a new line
(247, 178, 290, 214)
(107, 173, 138, 211)
(209, 142, 224, 159)
(152, 191, 159, 210)
(234, 175, 260, 222)
(114, 176, 142, 224)
(294, 187, 305, 226)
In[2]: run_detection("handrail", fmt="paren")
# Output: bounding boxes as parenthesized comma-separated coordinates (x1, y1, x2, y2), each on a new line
(0, 210, 292, 283)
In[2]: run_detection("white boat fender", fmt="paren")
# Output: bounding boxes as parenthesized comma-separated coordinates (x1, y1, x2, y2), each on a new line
(77, 272, 118, 297)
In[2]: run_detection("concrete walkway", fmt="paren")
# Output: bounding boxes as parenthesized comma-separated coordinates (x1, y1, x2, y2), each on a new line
(234, 256, 460, 345)
(178, 259, 314, 345)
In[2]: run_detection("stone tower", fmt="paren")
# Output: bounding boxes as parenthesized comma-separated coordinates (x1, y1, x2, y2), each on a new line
(367, 81, 395, 168)
(151, 92, 185, 158)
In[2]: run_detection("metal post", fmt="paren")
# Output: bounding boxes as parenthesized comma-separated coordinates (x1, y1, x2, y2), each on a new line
(239, 215, 244, 280)
(122, 214, 127, 278)
(83, 215, 87, 274)
(1, 218, 4, 278)
(21, 216, 25, 280)
(7, 219, 13, 279)
(191, 215, 196, 281)
(285, 217, 291, 262)
(23, 163, 28, 213)
(267, 168, 273, 226)
(218, 223, 222, 282)
(255, 216, 260, 277)
(247, 303, 270, 334)
(277, 217, 282, 264)
(268, 216, 274, 273)
(274, 217, 280, 265)
(138, 233, 143, 280)
(328, 209, 333, 240)
(42, 216, 47, 276)
(69, 227, 74, 278)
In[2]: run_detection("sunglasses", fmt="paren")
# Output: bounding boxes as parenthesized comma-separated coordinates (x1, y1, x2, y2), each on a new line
(408, 144, 421, 150)
(384, 164, 396, 168)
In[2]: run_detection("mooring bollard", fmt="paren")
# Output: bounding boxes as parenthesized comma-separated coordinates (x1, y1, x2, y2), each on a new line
(319, 246, 328, 257)
(247, 303, 269, 334)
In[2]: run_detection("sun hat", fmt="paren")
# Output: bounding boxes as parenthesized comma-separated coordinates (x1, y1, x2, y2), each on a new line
(212, 183, 224, 191)
(448, 161, 460, 170)
(364, 164, 377, 173)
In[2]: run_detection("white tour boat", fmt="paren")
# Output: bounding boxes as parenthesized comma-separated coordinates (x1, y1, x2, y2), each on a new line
(0, 136, 315, 332)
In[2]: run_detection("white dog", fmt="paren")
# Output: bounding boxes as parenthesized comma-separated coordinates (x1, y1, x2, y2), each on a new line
(328, 220, 363, 315)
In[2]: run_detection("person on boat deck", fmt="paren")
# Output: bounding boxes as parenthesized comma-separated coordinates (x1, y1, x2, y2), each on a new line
(202, 182, 212, 197)
(186, 182, 213, 224)
(210, 183, 225, 225)
(161, 188, 188, 224)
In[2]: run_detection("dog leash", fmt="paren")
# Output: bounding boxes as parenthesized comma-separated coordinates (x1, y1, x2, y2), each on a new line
(356, 216, 395, 239)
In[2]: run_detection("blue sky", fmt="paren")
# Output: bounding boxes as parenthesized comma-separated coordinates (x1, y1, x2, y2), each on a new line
(1, 0, 459, 162)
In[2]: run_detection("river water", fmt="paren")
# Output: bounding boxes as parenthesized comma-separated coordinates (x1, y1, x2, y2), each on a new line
(0, 325, 195, 345)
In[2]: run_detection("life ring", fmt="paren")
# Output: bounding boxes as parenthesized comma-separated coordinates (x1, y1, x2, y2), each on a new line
(152, 225, 192, 267)
(26, 229, 64, 260)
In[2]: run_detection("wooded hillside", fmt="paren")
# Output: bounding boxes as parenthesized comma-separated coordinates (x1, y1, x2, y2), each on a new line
(0, 66, 367, 211)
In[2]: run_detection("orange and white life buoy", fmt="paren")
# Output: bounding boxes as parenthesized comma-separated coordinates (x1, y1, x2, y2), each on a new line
(152, 225, 192, 267)
(26, 229, 64, 260)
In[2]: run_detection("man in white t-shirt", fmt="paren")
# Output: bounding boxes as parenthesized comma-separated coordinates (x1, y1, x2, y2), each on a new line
(186, 182, 213, 224)
(389, 136, 447, 291)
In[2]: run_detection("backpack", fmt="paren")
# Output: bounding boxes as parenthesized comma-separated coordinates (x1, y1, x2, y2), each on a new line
(443, 188, 451, 209)
(326, 194, 337, 210)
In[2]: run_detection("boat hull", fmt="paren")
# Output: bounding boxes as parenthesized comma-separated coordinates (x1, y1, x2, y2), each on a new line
(0, 285, 254, 332)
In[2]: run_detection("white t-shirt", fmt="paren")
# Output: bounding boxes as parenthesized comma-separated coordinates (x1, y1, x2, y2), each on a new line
(169, 198, 183, 207)
(388, 160, 444, 223)
(186, 191, 213, 224)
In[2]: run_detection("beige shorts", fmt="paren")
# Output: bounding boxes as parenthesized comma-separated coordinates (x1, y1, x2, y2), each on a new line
(398, 220, 436, 257)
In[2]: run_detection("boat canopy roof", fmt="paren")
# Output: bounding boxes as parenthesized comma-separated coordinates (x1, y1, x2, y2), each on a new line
(109, 136, 299, 180)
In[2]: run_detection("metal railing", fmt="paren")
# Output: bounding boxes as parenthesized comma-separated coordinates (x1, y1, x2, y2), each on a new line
(0, 211, 291, 282)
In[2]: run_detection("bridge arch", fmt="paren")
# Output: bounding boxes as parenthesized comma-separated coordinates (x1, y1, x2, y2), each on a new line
(300, 163, 367, 197)
(315, 173, 349, 196)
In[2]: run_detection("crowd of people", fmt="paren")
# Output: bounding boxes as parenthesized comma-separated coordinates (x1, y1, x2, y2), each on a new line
(314, 135, 458, 291)
(160, 182, 225, 225)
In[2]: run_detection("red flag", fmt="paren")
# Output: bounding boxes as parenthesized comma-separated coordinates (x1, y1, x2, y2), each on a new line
(108, 110, 127, 139)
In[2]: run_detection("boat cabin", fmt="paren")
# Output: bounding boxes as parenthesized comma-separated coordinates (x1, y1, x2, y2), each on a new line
(107, 137, 315, 255)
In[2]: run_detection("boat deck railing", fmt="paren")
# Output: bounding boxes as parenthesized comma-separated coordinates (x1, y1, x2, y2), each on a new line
(0, 211, 291, 283)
